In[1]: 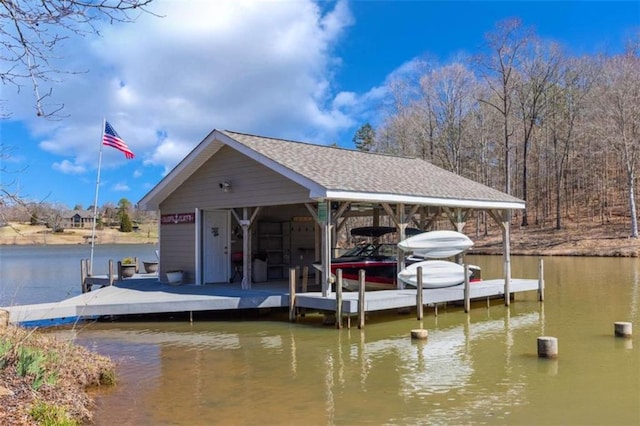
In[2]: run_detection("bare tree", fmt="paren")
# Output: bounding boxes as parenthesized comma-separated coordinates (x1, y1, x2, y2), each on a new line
(1, 0, 155, 118)
(589, 47, 640, 237)
(376, 71, 425, 156)
(418, 63, 479, 174)
(514, 39, 562, 226)
(476, 18, 532, 196)
(545, 56, 596, 229)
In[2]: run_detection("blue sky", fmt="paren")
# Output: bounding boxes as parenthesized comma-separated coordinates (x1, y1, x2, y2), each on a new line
(2, 0, 638, 209)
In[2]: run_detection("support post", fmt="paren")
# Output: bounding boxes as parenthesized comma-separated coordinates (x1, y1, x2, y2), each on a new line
(538, 257, 545, 302)
(242, 208, 250, 290)
(117, 260, 123, 282)
(503, 211, 512, 306)
(108, 259, 115, 286)
(81, 259, 88, 293)
(299, 266, 308, 317)
(320, 200, 332, 297)
(358, 269, 366, 329)
(301, 266, 309, 292)
(463, 263, 470, 313)
(336, 269, 343, 329)
(416, 266, 423, 320)
(289, 267, 297, 322)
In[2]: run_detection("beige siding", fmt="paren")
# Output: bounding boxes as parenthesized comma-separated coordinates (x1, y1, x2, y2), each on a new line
(162, 146, 311, 211)
(159, 223, 195, 282)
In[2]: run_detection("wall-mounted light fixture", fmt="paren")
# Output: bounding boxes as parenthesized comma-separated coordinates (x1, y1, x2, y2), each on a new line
(219, 181, 232, 192)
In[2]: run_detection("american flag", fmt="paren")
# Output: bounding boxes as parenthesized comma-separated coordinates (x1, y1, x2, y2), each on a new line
(103, 121, 135, 159)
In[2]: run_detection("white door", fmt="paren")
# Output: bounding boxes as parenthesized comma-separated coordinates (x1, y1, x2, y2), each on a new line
(203, 210, 229, 283)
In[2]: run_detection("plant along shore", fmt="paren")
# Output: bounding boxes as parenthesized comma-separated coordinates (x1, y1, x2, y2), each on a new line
(0, 324, 115, 425)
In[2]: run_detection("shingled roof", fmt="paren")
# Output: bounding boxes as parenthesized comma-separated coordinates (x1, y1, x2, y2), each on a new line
(139, 130, 524, 210)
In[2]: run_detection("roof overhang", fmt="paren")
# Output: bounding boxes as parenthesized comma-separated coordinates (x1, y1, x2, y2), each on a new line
(139, 129, 525, 212)
(313, 190, 526, 210)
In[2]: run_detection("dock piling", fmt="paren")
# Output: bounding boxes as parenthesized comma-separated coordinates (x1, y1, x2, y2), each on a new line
(410, 329, 428, 340)
(614, 322, 632, 338)
(358, 269, 366, 329)
(81, 259, 88, 293)
(108, 259, 115, 286)
(537, 336, 558, 358)
(538, 258, 545, 302)
(289, 268, 297, 322)
(416, 266, 423, 320)
(463, 264, 470, 313)
(336, 269, 343, 329)
(299, 266, 308, 317)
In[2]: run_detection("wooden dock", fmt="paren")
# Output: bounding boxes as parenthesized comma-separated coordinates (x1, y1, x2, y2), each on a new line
(295, 279, 539, 313)
(1, 276, 540, 327)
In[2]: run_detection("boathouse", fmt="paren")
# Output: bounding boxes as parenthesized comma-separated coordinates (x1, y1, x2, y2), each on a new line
(138, 130, 525, 297)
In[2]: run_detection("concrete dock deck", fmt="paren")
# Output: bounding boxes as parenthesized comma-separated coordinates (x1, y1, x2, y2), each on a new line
(2, 275, 540, 326)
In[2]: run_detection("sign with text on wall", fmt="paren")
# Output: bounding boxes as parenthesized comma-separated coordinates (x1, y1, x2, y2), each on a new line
(161, 213, 195, 225)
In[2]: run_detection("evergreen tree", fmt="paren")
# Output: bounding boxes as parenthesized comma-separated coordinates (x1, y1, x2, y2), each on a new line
(117, 198, 133, 232)
(120, 212, 133, 233)
(353, 123, 376, 152)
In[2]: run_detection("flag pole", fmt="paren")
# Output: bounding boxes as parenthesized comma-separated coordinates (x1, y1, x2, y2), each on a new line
(89, 118, 106, 275)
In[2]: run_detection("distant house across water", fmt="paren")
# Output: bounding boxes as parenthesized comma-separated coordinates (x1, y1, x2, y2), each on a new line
(61, 210, 95, 229)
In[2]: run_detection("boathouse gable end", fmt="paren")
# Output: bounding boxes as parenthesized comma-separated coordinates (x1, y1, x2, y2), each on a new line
(157, 146, 313, 282)
(160, 145, 313, 211)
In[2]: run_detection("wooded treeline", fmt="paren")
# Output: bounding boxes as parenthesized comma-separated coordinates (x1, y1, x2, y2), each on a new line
(354, 19, 639, 236)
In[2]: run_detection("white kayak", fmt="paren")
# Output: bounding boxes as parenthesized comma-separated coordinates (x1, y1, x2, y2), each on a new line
(397, 230, 473, 258)
(397, 260, 468, 288)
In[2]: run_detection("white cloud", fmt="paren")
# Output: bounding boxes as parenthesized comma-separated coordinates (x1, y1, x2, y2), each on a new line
(10, 0, 356, 176)
(52, 160, 86, 175)
(112, 183, 130, 192)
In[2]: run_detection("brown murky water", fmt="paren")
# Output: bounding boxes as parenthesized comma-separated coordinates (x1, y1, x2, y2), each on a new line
(55, 256, 638, 425)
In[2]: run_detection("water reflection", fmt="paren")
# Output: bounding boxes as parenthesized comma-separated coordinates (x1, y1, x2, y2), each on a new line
(62, 310, 546, 425)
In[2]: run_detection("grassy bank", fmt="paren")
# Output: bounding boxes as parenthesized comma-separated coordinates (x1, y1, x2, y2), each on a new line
(0, 223, 158, 246)
(0, 324, 115, 425)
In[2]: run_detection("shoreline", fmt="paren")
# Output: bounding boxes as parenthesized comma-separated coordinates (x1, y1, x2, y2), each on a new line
(2, 220, 639, 257)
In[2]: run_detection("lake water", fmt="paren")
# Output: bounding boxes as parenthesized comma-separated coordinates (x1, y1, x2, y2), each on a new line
(1, 246, 639, 425)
